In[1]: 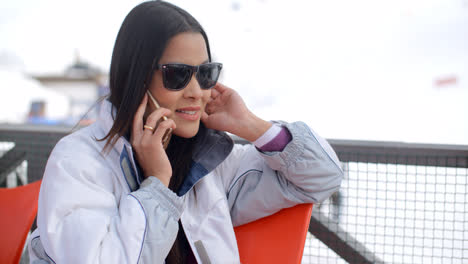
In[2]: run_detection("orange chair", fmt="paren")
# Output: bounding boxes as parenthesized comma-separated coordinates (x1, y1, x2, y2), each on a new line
(0, 180, 41, 264)
(234, 203, 313, 264)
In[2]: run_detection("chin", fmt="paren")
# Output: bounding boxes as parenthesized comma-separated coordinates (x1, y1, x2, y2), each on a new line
(173, 123, 200, 138)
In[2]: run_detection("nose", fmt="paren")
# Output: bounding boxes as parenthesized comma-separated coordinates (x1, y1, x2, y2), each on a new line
(183, 73, 203, 99)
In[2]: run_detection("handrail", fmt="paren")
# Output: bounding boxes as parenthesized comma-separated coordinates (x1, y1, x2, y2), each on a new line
(233, 135, 468, 168)
(1, 124, 468, 183)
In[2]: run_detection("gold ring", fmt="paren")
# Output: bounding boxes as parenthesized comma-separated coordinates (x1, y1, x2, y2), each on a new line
(143, 125, 154, 131)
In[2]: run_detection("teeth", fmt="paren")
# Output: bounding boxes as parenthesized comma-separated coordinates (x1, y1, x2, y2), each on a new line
(176, 110, 196, 115)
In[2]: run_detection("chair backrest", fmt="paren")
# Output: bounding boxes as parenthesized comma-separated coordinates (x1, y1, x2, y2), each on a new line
(0, 180, 41, 264)
(234, 203, 313, 264)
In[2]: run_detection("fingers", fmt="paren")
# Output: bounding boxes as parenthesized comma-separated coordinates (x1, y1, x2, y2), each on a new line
(132, 93, 148, 140)
(205, 102, 216, 115)
(201, 111, 209, 121)
(143, 107, 171, 135)
(205, 93, 225, 113)
(210, 87, 220, 99)
(141, 118, 175, 148)
(153, 119, 176, 141)
(140, 108, 175, 147)
(211, 82, 230, 99)
(214, 82, 228, 93)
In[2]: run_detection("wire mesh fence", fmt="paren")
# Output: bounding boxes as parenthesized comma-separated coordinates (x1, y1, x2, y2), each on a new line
(1, 125, 467, 263)
(304, 144, 468, 264)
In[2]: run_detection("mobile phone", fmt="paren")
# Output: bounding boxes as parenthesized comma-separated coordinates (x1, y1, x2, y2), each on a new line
(146, 90, 172, 149)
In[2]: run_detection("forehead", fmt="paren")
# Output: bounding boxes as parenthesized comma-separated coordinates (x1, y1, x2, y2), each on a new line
(159, 32, 209, 65)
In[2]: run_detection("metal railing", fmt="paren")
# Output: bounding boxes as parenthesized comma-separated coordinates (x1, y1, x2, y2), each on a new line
(1, 124, 467, 263)
(305, 139, 468, 264)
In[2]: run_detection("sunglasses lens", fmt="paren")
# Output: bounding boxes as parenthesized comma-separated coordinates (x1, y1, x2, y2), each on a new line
(162, 65, 192, 90)
(197, 63, 221, 89)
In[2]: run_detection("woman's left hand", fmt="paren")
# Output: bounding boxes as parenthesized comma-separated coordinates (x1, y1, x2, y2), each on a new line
(201, 83, 271, 142)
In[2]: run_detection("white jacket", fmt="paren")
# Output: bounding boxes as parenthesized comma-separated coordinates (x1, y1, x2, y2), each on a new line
(29, 99, 343, 263)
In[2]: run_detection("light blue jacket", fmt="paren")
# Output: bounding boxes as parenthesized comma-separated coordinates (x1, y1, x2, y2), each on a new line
(29, 99, 343, 263)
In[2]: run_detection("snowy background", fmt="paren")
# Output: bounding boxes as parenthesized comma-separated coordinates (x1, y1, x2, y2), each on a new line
(1, 0, 467, 145)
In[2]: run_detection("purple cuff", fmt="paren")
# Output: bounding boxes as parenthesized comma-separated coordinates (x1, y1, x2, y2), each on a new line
(258, 126, 292, 152)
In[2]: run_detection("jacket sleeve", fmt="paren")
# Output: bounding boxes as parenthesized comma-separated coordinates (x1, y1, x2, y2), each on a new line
(218, 121, 344, 226)
(34, 140, 184, 264)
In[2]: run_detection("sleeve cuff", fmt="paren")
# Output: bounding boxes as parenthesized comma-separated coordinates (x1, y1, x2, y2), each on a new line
(253, 123, 282, 148)
(253, 123, 293, 152)
(133, 176, 185, 220)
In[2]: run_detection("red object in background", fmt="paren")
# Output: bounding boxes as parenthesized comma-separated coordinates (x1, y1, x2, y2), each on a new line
(0, 181, 41, 264)
(434, 76, 458, 88)
(234, 203, 313, 264)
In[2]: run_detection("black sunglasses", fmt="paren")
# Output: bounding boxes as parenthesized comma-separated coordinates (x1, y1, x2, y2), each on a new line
(156, 62, 223, 91)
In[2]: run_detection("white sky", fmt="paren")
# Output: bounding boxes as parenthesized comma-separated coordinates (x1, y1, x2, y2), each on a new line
(1, 0, 468, 145)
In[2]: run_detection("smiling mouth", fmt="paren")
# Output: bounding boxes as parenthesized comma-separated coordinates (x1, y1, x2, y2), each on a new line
(175, 110, 197, 115)
(174, 107, 201, 121)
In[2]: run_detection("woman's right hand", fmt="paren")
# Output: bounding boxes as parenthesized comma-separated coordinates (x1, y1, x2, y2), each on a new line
(131, 94, 176, 187)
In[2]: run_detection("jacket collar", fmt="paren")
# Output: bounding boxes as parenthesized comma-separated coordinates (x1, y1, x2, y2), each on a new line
(97, 98, 233, 195)
(178, 122, 234, 196)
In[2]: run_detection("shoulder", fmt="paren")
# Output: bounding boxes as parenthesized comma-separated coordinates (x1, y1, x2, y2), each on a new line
(44, 123, 114, 185)
(213, 142, 265, 190)
(52, 123, 105, 157)
(217, 143, 251, 168)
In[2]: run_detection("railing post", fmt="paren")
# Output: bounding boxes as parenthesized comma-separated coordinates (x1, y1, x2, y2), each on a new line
(0, 146, 27, 187)
(309, 210, 385, 264)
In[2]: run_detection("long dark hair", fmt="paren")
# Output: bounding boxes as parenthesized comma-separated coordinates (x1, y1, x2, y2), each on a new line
(103, 1, 212, 263)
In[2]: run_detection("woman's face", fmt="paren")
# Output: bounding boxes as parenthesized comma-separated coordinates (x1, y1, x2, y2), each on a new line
(147, 32, 211, 138)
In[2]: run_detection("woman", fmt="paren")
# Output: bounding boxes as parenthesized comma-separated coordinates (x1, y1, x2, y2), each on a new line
(29, 1, 343, 263)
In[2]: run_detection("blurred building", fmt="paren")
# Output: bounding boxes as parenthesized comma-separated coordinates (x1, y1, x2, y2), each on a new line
(31, 53, 109, 125)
